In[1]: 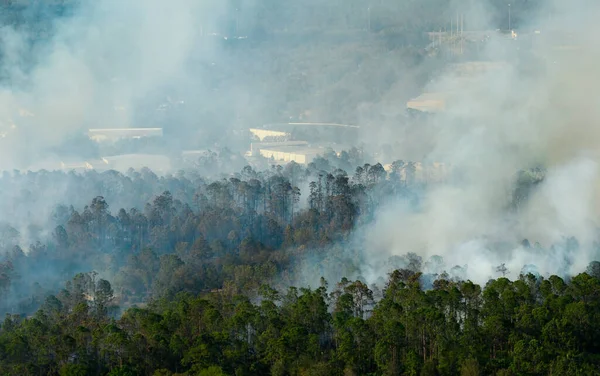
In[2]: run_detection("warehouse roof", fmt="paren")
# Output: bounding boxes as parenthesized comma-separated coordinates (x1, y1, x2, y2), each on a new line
(259, 145, 325, 154)
(406, 92, 447, 113)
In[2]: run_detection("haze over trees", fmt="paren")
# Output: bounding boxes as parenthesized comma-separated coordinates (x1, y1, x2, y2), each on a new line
(0, 157, 598, 374)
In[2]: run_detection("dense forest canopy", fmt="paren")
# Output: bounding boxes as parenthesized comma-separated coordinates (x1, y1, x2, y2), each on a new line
(0, 158, 598, 375)
(3, 264, 600, 375)
(5, 158, 599, 374)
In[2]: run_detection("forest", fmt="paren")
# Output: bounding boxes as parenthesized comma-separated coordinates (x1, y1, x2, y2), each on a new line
(0, 154, 599, 375)
(1, 1, 596, 375)
(2, 266, 599, 376)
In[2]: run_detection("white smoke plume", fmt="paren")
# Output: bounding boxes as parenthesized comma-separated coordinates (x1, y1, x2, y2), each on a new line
(2, 0, 599, 289)
(358, 0, 600, 285)
(0, 0, 229, 171)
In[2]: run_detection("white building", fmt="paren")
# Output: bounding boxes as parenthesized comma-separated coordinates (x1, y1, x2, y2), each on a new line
(249, 128, 290, 141)
(88, 128, 163, 142)
(258, 146, 324, 165)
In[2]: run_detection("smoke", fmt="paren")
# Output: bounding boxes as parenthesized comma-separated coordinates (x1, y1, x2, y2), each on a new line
(2, 0, 600, 292)
(355, 0, 600, 285)
(0, 0, 239, 171)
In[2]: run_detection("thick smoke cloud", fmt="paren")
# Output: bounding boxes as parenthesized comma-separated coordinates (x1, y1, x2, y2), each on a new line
(356, 0, 600, 285)
(2, 0, 599, 293)
(0, 0, 232, 171)
(0, 0, 230, 254)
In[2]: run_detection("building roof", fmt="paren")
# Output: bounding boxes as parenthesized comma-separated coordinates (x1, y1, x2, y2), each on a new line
(101, 154, 171, 171)
(259, 145, 325, 155)
(262, 122, 360, 130)
(406, 92, 447, 113)
(88, 128, 162, 132)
